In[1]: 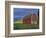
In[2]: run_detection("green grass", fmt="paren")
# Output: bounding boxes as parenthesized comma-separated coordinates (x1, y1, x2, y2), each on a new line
(14, 23, 39, 30)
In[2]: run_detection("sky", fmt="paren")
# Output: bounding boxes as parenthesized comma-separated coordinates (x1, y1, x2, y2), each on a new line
(13, 8, 39, 20)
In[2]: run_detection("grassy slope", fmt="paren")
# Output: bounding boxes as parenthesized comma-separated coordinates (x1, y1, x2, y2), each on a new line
(14, 19, 39, 30)
(14, 23, 39, 30)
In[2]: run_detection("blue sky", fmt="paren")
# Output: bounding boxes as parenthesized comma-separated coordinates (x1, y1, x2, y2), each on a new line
(13, 8, 39, 19)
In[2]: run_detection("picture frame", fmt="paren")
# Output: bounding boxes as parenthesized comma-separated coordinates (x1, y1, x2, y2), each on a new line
(5, 1, 45, 37)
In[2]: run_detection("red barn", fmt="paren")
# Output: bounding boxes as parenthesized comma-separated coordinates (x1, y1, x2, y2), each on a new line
(23, 15, 31, 24)
(23, 13, 38, 24)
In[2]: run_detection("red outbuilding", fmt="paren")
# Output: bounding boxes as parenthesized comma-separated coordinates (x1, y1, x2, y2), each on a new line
(23, 15, 31, 24)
